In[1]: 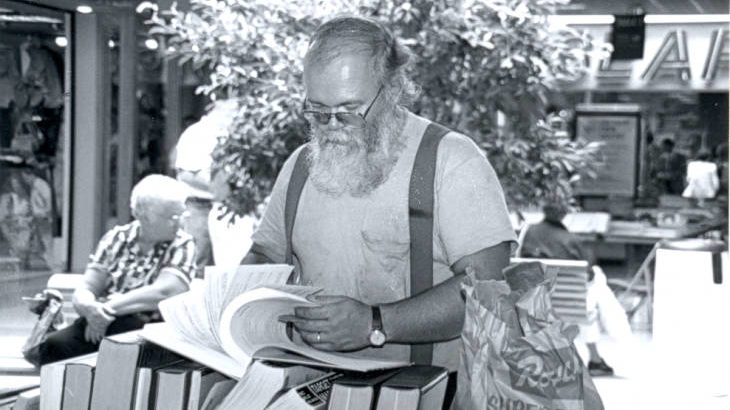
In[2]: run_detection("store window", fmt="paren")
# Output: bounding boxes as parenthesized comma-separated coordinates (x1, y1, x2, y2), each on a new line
(0, 2, 71, 334)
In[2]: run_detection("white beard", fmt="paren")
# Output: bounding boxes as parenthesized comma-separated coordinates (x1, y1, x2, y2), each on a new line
(307, 108, 406, 197)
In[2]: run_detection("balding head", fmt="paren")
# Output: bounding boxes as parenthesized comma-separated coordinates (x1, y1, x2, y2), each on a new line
(304, 15, 417, 104)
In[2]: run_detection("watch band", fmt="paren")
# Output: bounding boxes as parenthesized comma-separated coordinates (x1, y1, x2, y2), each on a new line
(372, 305, 383, 332)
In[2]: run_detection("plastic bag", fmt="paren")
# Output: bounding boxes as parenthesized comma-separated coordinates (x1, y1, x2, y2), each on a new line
(22, 290, 64, 367)
(455, 262, 604, 410)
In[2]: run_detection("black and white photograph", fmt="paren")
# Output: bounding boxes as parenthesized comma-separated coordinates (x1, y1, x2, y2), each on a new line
(0, 0, 727, 409)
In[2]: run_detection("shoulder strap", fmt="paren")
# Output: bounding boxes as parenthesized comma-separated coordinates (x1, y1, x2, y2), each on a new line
(285, 146, 311, 267)
(283, 122, 451, 365)
(409, 122, 450, 365)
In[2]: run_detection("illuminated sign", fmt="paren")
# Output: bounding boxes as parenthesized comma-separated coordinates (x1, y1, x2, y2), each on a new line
(565, 23, 729, 91)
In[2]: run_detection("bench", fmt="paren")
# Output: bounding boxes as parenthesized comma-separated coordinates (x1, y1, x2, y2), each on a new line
(510, 257, 591, 325)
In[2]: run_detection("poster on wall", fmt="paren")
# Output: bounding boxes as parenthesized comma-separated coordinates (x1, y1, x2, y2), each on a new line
(574, 104, 641, 197)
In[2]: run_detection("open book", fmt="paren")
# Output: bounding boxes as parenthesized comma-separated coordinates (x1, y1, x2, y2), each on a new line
(141, 265, 409, 379)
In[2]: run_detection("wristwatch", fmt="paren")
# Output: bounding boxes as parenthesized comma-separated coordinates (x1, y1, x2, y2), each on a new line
(368, 305, 387, 348)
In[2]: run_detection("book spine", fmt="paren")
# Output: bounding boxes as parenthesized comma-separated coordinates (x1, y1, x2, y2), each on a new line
(294, 373, 343, 408)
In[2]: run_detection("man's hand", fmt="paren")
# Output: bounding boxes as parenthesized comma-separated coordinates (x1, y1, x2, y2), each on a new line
(279, 295, 372, 352)
(82, 303, 115, 344)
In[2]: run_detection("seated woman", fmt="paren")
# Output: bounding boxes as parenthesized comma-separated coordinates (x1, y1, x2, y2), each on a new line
(37, 174, 197, 365)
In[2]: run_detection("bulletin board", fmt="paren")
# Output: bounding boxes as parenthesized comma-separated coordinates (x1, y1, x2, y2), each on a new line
(574, 104, 642, 197)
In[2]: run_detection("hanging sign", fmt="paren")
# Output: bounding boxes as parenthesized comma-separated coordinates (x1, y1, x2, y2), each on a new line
(565, 22, 728, 91)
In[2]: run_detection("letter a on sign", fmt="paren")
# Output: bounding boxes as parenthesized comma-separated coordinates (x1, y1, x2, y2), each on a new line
(641, 30, 691, 81)
(702, 29, 729, 81)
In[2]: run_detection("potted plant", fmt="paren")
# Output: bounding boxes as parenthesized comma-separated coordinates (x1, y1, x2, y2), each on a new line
(149, 0, 606, 216)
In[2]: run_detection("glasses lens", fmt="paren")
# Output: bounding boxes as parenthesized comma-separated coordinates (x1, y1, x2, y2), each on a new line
(304, 111, 331, 125)
(335, 113, 365, 128)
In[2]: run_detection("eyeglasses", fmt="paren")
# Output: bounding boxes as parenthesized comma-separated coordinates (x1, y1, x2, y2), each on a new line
(302, 85, 383, 129)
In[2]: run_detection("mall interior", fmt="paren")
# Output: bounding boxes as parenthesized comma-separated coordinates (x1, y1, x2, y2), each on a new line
(0, 0, 728, 409)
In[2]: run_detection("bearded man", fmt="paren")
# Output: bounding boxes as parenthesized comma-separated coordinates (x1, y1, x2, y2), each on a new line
(243, 16, 516, 373)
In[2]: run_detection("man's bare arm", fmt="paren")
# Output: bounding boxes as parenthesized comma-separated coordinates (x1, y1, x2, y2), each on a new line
(379, 241, 511, 343)
(286, 241, 512, 351)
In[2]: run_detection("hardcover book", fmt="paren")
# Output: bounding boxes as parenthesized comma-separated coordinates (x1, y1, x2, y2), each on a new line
(375, 365, 448, 410)
(142, 268, 409, 376)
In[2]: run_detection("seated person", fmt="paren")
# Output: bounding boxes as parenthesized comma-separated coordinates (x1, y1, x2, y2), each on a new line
(521, 202, 632, 376)
(37, 174, 196, 365)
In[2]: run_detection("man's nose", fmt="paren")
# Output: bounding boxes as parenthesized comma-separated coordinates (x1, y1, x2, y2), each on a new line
(324, 114, 343, 130)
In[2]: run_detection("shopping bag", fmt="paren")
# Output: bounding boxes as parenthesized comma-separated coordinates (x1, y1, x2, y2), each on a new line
(22, 290, 63, 367)
(455, 262, 604, 410)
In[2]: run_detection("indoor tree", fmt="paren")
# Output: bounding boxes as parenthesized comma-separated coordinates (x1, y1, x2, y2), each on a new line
(149, 0, 607, 216)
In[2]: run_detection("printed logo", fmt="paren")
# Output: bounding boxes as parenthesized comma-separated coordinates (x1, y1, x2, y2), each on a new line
(505, 347, 583, 399)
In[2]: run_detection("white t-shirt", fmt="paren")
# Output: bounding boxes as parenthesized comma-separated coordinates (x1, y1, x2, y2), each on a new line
(252, 112, 516, 370)
(683, 160, 719, 199)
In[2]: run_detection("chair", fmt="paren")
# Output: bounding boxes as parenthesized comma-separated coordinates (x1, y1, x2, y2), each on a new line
(606, 241, 661, 326)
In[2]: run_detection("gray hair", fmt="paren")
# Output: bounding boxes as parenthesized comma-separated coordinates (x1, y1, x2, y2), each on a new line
(304, 15, 420, 105)
(130, 174, 188, 215)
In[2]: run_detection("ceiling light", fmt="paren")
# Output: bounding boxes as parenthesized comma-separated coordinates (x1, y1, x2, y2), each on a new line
(644, 14, 730, 24)
(76, 5, 93, 14)
(55, 36, 68, 47)
(108, 39, 116, 48)
(547, 15, 615, 25)
(144, 38, 159, 50)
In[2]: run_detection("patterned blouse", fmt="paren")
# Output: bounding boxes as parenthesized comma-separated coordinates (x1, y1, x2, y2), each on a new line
(87, 221, 197, 296)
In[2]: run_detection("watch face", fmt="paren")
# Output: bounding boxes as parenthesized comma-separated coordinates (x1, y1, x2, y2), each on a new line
(369, 329, 386, 347)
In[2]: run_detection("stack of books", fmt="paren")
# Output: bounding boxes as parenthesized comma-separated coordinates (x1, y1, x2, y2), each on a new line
(38, 331, 233, 410)
(39, 265, 450, 409)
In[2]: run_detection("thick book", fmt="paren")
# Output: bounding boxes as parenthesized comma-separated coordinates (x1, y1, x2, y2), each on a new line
(89, 330, 185, 410)
(153, 365, 190, 410)
(141, 264, 294, 378)
(186, 365, 229, 410)
(61, 354, 98, 410)
(40, 352, 97, 410)
(327, 368, 405, 410)
(266, 372, 343, 410)
(199, 379, 236, 410)
(143, 279, 409, 376)
(217, 360, 327, 410)
(133, 357, 191, 410)
(375, 365, 448, 410)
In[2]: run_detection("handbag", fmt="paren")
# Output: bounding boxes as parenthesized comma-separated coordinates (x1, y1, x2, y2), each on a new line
(21, 290, 64, 367)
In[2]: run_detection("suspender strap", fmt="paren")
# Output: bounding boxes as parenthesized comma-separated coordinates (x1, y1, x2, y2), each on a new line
(283, 122, 450, 365)
(285, 146, 311, 267)
(409, 122, 450, 365)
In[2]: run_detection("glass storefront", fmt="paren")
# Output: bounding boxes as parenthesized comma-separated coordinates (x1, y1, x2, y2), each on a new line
(0, 1, 72, 333)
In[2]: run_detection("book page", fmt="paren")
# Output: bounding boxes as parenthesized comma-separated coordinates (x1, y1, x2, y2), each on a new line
(219, 286, 319, 366)
(219, 287, 411, 373)
(205, 264, 293, 346)
(159, 287, 219, 350)
(141, 322, 245, 379)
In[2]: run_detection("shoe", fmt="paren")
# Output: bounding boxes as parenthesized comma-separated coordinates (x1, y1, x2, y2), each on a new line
(588, 359, 614, 377)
